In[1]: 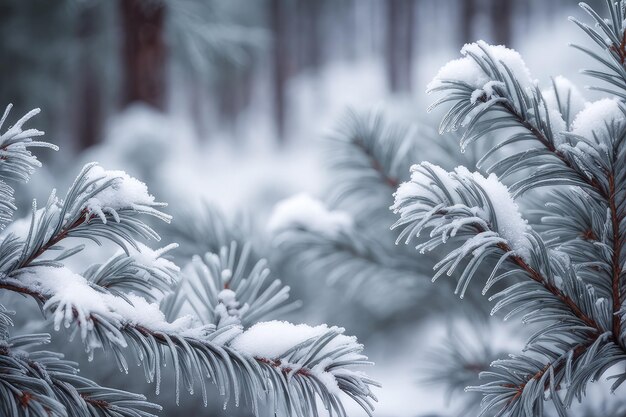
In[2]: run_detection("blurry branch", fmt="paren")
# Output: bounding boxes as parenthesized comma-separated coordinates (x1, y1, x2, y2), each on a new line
(326, 110, 421, 220)
(422, 321, 510, 416)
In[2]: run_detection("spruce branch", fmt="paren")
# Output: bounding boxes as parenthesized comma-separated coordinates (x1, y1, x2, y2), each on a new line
(391, 162, 624, 415)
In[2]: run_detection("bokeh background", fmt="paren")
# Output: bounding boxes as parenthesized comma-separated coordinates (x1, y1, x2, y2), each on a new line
(0, 0, 608, 416)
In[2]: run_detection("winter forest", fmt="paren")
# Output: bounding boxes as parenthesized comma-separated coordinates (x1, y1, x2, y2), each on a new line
(3, 0, 626, 416)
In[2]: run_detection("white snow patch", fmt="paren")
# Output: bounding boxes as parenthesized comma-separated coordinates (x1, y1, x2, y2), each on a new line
(126, 242, 180, 274)
(230, 320, 357, 359)
(394, 162, 459, 205)
(428, 41, 533, 95)
(470, 81, 506, 104)
(20, 266, 208, 348)
(455, 167, 531, 260)
(267, 193, 353, 237)
(571, 98, 625, 139)
(84, 166, 158, 223)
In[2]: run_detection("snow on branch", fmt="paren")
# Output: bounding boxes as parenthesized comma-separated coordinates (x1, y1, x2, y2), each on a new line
(162, 241, 378, 415)
(83, 165, 166, 223)
(391, 164, 621, 416)
(231, 320, 373, 400)
(427, 41, 533, 95)
(426, 40, 609, 198)
(268, 193, 353, 239)
(392, 162, 531, 269)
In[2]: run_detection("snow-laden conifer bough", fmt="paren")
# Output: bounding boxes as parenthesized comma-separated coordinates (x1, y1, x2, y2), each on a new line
(0, 103, 378, 417)
(391, 1, 626, 416)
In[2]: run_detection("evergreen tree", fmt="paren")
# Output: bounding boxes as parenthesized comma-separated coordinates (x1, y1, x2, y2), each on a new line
(0, 103, 377, 416)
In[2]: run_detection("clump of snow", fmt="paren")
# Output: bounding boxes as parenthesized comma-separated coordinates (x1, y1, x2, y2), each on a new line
(127, 242, 180, 274)
(311, 358, 342, 395)
(470, 81, 506, 104)
(84, 165, 159, 223)
(455, 167, 531, 260)
(20, 266, 206, 349)
(230, 320, 365, 397)
(221, 268, 232, 281)
(230, 320, 357, 359)
(427, 41, 533, 100)
(571, 98, 625, 139)
(267, 193, 353, 238)
(216, 288, 249, 319)
(393, 162, 459, 206)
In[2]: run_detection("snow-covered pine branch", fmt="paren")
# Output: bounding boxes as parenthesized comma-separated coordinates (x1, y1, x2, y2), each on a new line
(0, 317, 160, 417)
(395, 1, 626, 415)
(392, 163, 536, 294)
(0, 106, 377, 417)
(427, 39, 607, 198)
(391, 164, 618, 414)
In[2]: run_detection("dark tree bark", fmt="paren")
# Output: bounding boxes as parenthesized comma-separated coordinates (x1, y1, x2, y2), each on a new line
(385, 0, 415, 93)
(491, 0, 513, 46)
(270, 0, 288, 141)
(119, 0, 167, 110)
(75, 3, 102, 149)
(460, 0, 477, 45)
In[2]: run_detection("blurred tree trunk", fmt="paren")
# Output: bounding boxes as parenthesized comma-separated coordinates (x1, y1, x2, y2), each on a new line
(491, 0, 513, 45)
(460, 0, 476, 45)
(75, 3, 102, 149)
(119, 0, 167, 110)
(270, 0, 288, 141)
(385, 0, 415, 93)
(297, 0, 322, 70)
